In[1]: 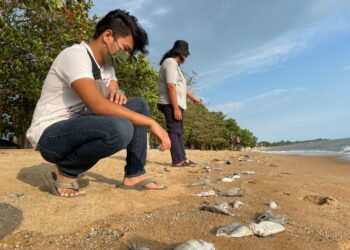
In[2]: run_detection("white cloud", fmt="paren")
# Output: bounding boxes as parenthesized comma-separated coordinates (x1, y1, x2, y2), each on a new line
(209, 88, 306, 113)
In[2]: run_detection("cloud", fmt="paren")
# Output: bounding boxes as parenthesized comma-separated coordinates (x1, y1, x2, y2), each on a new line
(209, 88, 306, 113)
(341, 64, 350, 71)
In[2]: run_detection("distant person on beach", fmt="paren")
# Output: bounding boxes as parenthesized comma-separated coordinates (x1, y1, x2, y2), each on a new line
(26, 9, 171, 197)
(157, 40, 202, 167)
(235, 135, 242, 151)
(229, 134, 233, 150)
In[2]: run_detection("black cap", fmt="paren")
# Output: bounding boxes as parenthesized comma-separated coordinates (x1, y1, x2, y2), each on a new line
(170, 40, 190, 56)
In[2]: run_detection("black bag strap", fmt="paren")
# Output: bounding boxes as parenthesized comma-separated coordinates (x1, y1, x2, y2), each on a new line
(86, 48, 101, 80)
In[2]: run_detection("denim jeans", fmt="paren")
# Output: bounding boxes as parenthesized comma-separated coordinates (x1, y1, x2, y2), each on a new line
(157, 104, 187, 165)
(38, 98, 149, 178)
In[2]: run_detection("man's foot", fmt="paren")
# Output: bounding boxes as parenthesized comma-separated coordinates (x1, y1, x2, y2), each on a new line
(122, 175, 165, 190)
(53, 166, 85, 197)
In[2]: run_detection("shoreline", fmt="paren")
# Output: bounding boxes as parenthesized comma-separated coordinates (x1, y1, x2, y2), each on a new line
(0, 149, 350, 249)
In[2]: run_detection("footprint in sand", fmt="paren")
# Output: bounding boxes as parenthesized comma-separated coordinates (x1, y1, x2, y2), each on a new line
(303, 195, 338, 206)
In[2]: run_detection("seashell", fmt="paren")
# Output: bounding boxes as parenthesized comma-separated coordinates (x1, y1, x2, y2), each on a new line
(249, 221, 285, 237)
(255, 210, 287, 225)
(221, 177, 234, 182)
(219, 188, 243, 197)
(241, 171, 255, 175)
(194, 190, 216, 197)
(267, 201, 278, 209)
(220, 174, 240, 182)
(174, 239, 215, 250)
(232, 200, 244, 209)
(216, 223, 242, 237)
(228, 225, 254, 238)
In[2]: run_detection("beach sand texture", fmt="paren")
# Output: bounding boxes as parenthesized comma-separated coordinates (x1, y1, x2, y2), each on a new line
(0, 149, 349, 249)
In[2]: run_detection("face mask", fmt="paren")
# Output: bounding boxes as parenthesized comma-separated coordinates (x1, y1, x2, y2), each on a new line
(106, 47, 130, 68)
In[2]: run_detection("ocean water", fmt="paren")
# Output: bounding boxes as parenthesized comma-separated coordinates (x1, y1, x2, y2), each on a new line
(260, 138, 350, 160)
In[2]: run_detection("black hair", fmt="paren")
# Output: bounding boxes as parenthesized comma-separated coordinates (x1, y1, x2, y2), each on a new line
(94, 9, 148, 55)
(159, 50, 181, 65)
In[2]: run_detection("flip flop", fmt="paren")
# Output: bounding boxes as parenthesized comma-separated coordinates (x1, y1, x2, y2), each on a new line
(117, 179, 168, 191)
(44, 171, 84, 198)
(172, 161, 195, 167)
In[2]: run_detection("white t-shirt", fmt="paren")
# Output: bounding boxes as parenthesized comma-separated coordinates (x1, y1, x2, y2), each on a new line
(26, 41, 117, 149)
(158, 58, 187, 110)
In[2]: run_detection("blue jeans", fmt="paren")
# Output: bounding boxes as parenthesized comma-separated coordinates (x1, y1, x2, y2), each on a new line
(37, 98, 149, 178)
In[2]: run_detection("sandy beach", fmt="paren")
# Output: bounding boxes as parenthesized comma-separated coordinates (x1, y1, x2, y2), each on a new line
(0, 149, 349, 250)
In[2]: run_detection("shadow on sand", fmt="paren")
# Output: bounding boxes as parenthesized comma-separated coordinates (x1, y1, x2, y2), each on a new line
(0, 203, 23, 240)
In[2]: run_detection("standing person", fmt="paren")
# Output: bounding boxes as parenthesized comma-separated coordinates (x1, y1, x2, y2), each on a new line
(157, 40, 202, 167)
(228, 134, 233, 151)
(235, 135, 242, 151)
(26, 9, 171, 197)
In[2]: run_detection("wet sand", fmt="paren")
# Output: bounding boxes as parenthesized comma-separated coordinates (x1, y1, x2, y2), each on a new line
(0, 149, 349, 249)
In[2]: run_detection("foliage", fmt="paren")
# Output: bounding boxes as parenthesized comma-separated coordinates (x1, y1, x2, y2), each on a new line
(0, 0, 96, 147)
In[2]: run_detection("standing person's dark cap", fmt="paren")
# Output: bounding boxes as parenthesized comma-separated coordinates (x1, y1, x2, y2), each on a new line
(170, 40, 190, 56)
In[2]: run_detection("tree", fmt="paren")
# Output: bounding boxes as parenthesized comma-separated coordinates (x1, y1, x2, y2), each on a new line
(0, 0, 96, 147)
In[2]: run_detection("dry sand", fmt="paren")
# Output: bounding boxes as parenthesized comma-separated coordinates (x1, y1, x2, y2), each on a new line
(0, 149, 349, 250)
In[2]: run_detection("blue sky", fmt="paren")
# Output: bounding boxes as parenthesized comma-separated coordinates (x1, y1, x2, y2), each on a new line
(90, 0, 350, 142)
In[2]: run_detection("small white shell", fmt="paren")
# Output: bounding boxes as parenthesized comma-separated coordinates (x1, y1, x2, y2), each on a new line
(268, 201, 278, 209)
(173, 239, 215, 250)
(233, 200, 244, 209)
(249, 221, 285, 237)
(221, 177, 234, 182)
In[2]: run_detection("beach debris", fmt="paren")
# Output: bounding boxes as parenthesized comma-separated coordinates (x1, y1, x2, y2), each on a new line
(220, 174, 241, 182)
(204, 166, 211, 173)
(188, 178, 211, 187)
(231, 200, 244, 209)
(9, 192, 25, 199)
(174, 239, 215, 250)
(128, 244, 150, 250)
(255, 210, 287, 225)
(216, 221, 285, 238)
(249, 221, 285, 237)
(200, 201, 233, 216)
(194, 190, 216, 197)
(212, 158, 226, 164)
(241, 171, 255, 175)
(226, 161, 232, 165)
(216, 223, 253, 238)
(267, 201, 278, 209)
(238, 155, 254, 162)
(219, 187, 243, 197)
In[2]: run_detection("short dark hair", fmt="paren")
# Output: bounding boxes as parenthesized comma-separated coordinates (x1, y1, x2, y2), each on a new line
(94, 9, 148, 55)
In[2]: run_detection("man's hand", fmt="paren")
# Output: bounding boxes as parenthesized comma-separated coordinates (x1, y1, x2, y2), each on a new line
(174, 107, 183, 120)
(109, 89, 127, 105)
(150, 121, 171, 151)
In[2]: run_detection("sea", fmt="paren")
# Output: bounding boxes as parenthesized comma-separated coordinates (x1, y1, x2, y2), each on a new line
(259, 138, 350, 161)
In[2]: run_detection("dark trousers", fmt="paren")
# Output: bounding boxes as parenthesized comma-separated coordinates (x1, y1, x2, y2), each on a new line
(158, 104, 186, 165)
(37, 98, 149, 178)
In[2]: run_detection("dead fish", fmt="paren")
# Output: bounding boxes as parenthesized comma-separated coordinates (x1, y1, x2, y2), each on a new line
(220, 174, 241, 182)
(194, 190, 216, 197)
(216, 223, 242, 237)
(174, 239, 215, 250)
(217, 201, 230, 210)
(199, 204, 233, 216)
(216, 223, 253, 238)
(188, 179, 211, 187)
(128, 244, 150, 250)
(249, 221, 285, 237)
(219, 188, 243, 197)
(241, 171, 255, 175)
(255, 210, 287, 225)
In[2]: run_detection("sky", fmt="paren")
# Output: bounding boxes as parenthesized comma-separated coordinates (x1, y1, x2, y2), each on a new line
(90, 0, 350, 142)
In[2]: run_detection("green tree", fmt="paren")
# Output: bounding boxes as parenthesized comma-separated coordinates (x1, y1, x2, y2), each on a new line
(0, 0, 96, 147)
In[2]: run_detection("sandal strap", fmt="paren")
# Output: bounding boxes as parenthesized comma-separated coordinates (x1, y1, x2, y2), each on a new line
(55, 180, 79, 190)
(134, 179, 158, 187)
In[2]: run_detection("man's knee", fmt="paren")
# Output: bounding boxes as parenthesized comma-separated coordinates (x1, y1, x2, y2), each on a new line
(126, 97, 150, 116)
(105, 118, 134, 148)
